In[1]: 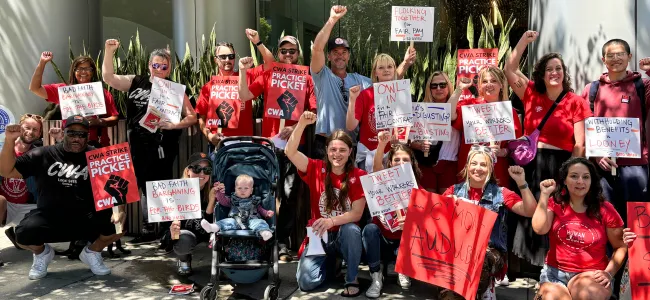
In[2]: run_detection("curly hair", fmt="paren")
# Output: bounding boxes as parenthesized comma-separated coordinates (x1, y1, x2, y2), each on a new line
(552, 157, 605, 222)
(531, 52, 573, 94)
(323, 130, 355, 214)
(386, 144, 422, 184)
(69, 56, 98, 85)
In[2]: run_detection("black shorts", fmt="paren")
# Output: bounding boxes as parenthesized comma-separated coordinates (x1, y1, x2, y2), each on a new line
(15, 208, 115, 246)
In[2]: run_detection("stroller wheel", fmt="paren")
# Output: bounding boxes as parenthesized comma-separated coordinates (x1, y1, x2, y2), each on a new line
(264, 284, 279, 300)
(200, 285, 214, 300)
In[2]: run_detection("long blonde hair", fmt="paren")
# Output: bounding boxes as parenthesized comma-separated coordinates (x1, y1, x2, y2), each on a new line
(460, 150, 498, 189)
(370, 53, 397, 83)
(478, 66, 509, 101)
(423, 71, 454, 103)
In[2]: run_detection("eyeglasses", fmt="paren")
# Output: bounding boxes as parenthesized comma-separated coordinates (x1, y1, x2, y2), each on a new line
(430, 82, 448, 89)
(605, 52, 628, 60)
(188, 165, 212, 175)
(279, 49, 298, 55)
(74, 67, 94, 73)
(65, 130, 89, 138)
(151, 63, 169, 71)
(217, 54, 236, 60)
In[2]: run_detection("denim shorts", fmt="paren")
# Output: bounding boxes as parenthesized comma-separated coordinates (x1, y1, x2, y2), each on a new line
(539, 264, 579, 286)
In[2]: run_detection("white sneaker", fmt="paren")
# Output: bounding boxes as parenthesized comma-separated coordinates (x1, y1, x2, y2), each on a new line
(398, 273, 411, 289)
(79, 246, 111, 275)
(365, 270, 383, 298)
(496, 275, 510, 286)
(29, 244, 54, 280)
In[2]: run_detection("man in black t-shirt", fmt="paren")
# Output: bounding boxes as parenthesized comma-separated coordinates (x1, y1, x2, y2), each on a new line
(0, 115, 125, 280)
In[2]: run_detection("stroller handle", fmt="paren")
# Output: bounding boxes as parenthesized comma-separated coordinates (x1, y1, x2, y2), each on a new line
(216, 136, 276, 152)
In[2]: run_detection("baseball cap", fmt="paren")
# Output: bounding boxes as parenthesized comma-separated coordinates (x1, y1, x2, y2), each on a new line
(327, 37, 350, 52)
(278, 35, 299, 47)
(188, 152, 211, 166)
(64, 115, 89, 129)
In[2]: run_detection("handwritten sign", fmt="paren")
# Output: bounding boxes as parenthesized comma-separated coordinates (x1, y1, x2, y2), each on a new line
(396, 190, 497, 300)
(149, 77, 185, 123)
(360, 163, 418, 217)
(207, 76, 241, 129)
(390, 6, 435, 42)
(86, 143, 139, 211)
(461, 101, 515, 143)
(627, 202, 650, 300)
(457, 49, 499, 101)
(586, 117, 641, 158)
(58, 82, 106, 118)
(374, 79, 414, 130)
(146, 178, 201, 222)
(264, 62, 309, 121)
(410, 102, 451, 141)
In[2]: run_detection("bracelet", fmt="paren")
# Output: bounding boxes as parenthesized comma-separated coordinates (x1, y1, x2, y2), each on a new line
(330, 218, 336, 227)
(518, 183, 529, 190)
(255, 40, 263, 46)
(603, 270, 613, 280)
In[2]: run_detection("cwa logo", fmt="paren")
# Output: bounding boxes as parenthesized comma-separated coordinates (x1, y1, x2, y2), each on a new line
(47, 162, 88, 187)
(1, 178, 26, 198)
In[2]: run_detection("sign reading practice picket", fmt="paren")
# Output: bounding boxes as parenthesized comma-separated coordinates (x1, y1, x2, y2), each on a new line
(149, 77, 185, 123)
(461, 101, 515, 143)
(457, 49, 499, 101)
(58, 82, 107, 118)
(207, 76, 241, 129)
(395, 190, 497, 300)
(360, 163, 418, 217)
(146, 178, 202, 222)
(264, 62, 309, 121)
(374, 79, 414, 130)
(390, 6, 435, 42)
(411, 102, 451, 141)
(627, 202, 650, 300)
(586, 117, 641, 158)
(86, 143, 139, 211)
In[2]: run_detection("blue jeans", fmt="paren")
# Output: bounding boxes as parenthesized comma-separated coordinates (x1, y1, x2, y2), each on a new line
(601, 165, 648, 224)
(362, 223, 400, 272)
(539, 264, 579, 286)
(296, 223, 362, 291)
(216, 217, 271, 237)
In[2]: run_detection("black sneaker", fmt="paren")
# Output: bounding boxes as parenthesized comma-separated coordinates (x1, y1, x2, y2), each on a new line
(278, 244, 293, 262)
(154, 231, 173, 256)
(5, 227, 21, 250)
(176, 258, 192, 276)
(126, 234, 158, 246)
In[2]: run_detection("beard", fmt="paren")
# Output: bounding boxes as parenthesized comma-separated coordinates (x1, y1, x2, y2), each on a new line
(63, 137, 88, 153)
(19, 135, 37, 145)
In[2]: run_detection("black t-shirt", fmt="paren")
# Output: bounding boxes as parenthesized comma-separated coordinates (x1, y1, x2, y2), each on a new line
(127, 75, 182, 144)
(14, 143, 95, 213)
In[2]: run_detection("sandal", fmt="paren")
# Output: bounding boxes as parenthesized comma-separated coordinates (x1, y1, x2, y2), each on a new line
(340, 282, 361, 298)
(278, 245, 293, 262)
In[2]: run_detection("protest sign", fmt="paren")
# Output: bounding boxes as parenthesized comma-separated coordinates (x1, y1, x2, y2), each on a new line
(148, 77, 185, 123)
(146, 178, 202, 223)
(139, 106, 163, 133)
(586, 117, 641, 158)
(264, 62, 309, 121)
(396, 190, 497, 300)
(207, 76, 241, 129)
(390, 6, 435, 42)
(86, 142, 139, 211)
(457, 49, 498, 101)
(461, 101, 515, 143)
(360, 163, 418, 217)
(627, 202, 650, 300)
(58, 82, 107, 118)
(0, 105, 15, 152)
(411, 102, 451, 141)
(374, 79, 414, 130)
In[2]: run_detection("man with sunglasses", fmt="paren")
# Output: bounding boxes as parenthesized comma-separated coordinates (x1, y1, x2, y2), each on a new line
(0, 115, 125, 279)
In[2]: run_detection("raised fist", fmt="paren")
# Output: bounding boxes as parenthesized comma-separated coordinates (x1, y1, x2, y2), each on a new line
(457, 77, 473, 90)
(239, 57, 254, 70)
(105, 39, 120, 53)
(299, 111, 317, 126)
(639, 58, 650, 72)
(245, 28, 260, 44)
(104, 174, 129, 206)
(49, 127, 63, 142)
(4, 124, 21, 142)
(277, 90, 299, 118)
(349, 85, 361, 100)
(40, 51, 53, 64)
(330, 5, 347, 20)
(519, 31, 539, 45)
(539, 179, 556, 196)
(216, 101, 235, 128)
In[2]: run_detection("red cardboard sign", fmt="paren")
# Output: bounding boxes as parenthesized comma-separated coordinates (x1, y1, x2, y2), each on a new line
(395, 190, 497, 300)
(207, 76, 241, 129)
(264, 62, 308, 121)
(627, 202, 650, 300)
(456, 49, 498, 101)
(86, 143, 139, 211)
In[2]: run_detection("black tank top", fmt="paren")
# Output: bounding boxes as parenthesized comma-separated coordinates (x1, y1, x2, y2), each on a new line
(126, 75, 182, 144)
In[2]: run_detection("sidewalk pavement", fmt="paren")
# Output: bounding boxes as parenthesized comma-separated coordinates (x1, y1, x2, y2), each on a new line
(0, 230, 537, 299)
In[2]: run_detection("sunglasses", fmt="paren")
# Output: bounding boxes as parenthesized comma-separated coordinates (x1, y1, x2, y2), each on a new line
(151, 63, 169, 71)
(188, 165, 212, 175)
(279, 49, 298, 55)
(430, 83, 448, 89)
(21, 113, 44, 121)
(65, 130, 89, 138)
(217, 54, 236, 60)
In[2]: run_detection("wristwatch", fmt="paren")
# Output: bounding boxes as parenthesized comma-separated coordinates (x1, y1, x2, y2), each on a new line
(518, 183, 529, 190)
(255, 40, 263, 46)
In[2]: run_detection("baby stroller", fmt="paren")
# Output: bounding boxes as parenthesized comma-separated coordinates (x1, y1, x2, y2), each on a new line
(200, 136, 281, 300)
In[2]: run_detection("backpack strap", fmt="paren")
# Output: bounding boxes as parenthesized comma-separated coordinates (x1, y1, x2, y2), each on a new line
(634, 77, 646, 124)
(588, 80, 600, 113)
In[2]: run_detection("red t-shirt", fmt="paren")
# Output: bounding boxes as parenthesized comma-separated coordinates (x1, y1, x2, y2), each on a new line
(0, 149, 31, 204)
(452, 97, 523, 186)
(248, 67, 317, 139)
(442, 185, 522, 210)
(545, 198, 623, 273)
(44, 83, 119, 146)
(298, 158, 366, 232)
(523, 81, 592, 152)
(354, 87, 396, 152)
(195, 66, 265, 137)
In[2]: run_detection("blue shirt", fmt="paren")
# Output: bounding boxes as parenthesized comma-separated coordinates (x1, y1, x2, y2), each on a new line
(311, 65, 372, 140)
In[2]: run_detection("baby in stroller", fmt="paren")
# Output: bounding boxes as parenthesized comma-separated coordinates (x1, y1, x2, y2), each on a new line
(201, 174, 274, 241)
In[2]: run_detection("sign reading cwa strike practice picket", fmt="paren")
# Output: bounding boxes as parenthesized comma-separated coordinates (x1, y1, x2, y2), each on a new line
(585, 117, 641, 158)
(374, 79, 414, 130)
(395, 190, 497, 300)
(456, 49, 498, 101)
(462, 101, 515, 143)
(149, 77, 185, 123)
(146, 178, 201, 222)
(207, 76, 241, 129)
(390, 6, 435, 42)
(360, 163, 418, 218)
(58, 82, 107, 119)
(86, 143, 139, 211)
(264, 62, 308, 121)
(410, 102, 451, 141)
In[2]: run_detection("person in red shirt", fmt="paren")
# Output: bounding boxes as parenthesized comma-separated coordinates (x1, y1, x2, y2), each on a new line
(285, 111, 367, 297)
(29, 52, 119, 148)
(452, 66, 523, 187)
(440, 146, 537, 299)
(532, 157, 626, 300)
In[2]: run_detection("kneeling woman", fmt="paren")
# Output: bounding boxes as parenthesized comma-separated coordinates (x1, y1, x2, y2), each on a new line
(441, 146, 537, 299)
(285, 111, 367, 297)
(532, 158, 626, 300)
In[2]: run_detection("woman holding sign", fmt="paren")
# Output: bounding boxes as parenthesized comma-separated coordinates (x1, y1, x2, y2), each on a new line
(532, 158, 626, 300)
(29, 52, 119, 147)
(441, 146, 537, 299)
(286, 111, 367, 297)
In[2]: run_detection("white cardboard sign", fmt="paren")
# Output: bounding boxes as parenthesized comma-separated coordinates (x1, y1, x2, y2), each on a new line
(461, 101, 515, 144)
(360, 163, 418, 217)
(585, 117, 641, 158)
(390, 6, 435, 42)
(148, 77, 185, 124)
(58, 82, 106, 118)
(374, 79, 414, 130)
(410, 102, 451, 141)
(146, 178, 201, 222)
